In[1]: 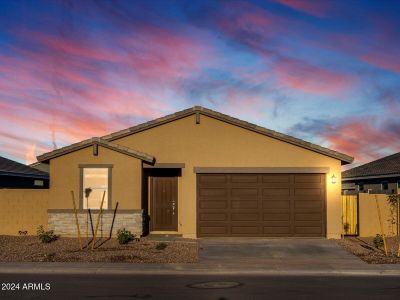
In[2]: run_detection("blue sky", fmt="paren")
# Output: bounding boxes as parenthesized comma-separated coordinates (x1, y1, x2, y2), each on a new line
(0, 0, 399, 167)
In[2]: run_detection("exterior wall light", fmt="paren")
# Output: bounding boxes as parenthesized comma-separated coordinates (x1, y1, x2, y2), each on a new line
(331, 174, 337, 184)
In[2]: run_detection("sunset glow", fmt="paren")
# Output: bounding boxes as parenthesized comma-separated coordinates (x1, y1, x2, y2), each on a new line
(0, 0, 399, 167)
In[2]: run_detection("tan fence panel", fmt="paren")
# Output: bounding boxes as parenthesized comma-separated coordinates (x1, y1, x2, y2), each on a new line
(358, 193, 394, 237)
(0, 190, 49, 235)
(342, 195, 358, 235)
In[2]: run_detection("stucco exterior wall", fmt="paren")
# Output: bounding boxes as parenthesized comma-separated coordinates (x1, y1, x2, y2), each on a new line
(0, 189, 49, 235)
(359, 193, 396, 237)
(49, 146, 142, 210)
(114, 114, 342, 239)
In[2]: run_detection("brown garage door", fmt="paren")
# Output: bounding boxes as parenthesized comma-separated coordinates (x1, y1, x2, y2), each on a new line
(197, 174, 326, 237)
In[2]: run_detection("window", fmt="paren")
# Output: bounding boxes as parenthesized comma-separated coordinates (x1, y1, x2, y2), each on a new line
(357, 183, 364, 192)
(381, 181, 389, 191)
(82, 168, 109, 209)
(397, 180, 400, 189)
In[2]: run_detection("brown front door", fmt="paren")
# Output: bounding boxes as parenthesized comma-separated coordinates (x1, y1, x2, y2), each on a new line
(151, 177, 178, 231)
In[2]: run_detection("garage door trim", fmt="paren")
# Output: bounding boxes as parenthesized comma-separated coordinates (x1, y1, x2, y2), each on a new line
(194, 167, 330, 174)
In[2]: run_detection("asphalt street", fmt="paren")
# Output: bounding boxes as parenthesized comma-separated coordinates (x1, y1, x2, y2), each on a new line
(1, 274, 400, 300)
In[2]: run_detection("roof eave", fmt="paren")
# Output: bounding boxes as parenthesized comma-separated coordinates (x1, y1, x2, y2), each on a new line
(37, 139, 155, 164)
(342, 173, 400, 181)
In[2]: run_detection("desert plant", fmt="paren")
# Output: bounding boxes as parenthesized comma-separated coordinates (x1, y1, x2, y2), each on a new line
(117, 228, 133, 244)
(373, 234, 384, 249)
(155, 242, 168, 250)
(37, 225, 57, 244)
(44, 252, 55, 258)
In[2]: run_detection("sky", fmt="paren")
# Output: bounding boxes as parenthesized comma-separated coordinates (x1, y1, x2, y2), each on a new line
(0, 0, 399, 169)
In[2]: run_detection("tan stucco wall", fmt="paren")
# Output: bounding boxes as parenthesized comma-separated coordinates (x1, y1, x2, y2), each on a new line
(49, 146, 142, 210)
(114, 114, 342, 239)
(359, 193, 396, 237)
(0, 189, 48, 235)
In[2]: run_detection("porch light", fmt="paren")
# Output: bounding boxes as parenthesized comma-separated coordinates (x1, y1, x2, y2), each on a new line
(331, 174, 337, 184)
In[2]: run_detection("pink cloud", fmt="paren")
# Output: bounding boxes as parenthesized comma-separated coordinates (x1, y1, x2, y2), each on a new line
(274, 58, 355, 97)
(320, 118, 400, 164)
(275, 0, 332, 17)
(361, 52, 400, 74)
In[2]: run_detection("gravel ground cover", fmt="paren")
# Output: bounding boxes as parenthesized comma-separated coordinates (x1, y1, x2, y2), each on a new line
(0, 236, 198, 263)
(337, 236, 400, 264)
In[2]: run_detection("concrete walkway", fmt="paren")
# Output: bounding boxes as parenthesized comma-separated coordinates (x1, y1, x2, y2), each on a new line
(1, 238, 400, 276)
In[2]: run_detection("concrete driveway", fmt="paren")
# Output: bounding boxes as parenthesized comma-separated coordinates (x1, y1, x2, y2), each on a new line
(199, 238, 366, 271)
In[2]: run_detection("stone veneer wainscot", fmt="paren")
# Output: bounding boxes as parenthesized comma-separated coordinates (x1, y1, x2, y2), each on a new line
(47, 209, 143, 237)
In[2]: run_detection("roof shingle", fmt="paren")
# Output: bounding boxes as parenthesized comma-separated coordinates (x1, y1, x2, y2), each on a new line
(342, 152, 400, 179)
(0, 156, 48, 178)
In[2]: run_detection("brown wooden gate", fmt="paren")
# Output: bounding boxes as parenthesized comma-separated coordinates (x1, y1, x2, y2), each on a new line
(341, 194, 358, 236)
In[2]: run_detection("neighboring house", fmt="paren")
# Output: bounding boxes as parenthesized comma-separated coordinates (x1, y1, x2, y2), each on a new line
(30, 106, 353, 239)
(0, 156, 49, 189)
(30, 161, 50, 173)
(342, 152, 400, 195)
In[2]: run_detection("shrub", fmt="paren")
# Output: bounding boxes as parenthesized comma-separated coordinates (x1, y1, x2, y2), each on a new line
(155, 242, 168, 250)
(37, 225, 57, 244)
(117, 228, 133, 244)
(373, 234, 384, 249)
(44, 252, 55, 259)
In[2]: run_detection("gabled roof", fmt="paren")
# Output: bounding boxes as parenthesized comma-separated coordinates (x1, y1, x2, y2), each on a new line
(37, 137, 155, 163)
(102, 106, 353, 164)
(0, 156, 49, 178)
(342, 152, 400, 180)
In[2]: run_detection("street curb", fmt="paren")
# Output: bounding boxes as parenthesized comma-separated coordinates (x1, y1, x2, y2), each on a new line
(1, 264, 400, 276)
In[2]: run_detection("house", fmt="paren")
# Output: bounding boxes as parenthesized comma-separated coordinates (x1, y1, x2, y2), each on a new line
(342, 152, 400, 195)
(0, 156, 49, 189)
(28, 106, 353, 239)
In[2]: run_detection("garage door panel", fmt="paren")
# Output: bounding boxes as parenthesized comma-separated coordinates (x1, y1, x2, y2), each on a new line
(295, 175, 323, 183)
(199, 200, 228, 209)
(262, 175, 291, 183)
(199, 175, 228, 185)
(295, 226, 323, 235)
(231, 213, 259, 221)
(263, 220, 291, 227)
(262, 200, 290, 209)
(294, 188, 322, 196)
(197, 174, 325, 237)
(295, 213, 322, 221)
(295, 220, 323, 227)
(231, 200, 259, 209)
(295, 200, 323, 209)
(199, 213, 228, 221)
(263, 188, 290, 196)
(231, 174, 258, 183)
(199, 224, 228, 235)
(231, 188, 258, 197)
(199, 188, 227, 197)
(231, 226, 260, 234)
(263, 226, 291, 234)
(263, 213, 290, 221)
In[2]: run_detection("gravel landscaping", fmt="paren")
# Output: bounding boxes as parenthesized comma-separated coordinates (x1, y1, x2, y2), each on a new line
(337, 236, 400, 264)
(0, 235, 198, 263)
